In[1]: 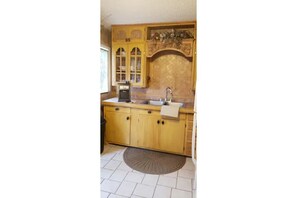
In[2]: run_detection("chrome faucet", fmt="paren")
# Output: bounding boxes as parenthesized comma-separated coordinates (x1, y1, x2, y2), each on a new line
(165, 87, 173, 102)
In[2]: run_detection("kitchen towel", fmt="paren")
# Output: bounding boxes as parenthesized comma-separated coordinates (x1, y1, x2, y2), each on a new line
(160, 105, 180, 119)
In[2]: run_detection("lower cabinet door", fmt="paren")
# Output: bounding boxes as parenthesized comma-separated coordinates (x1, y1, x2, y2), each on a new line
(159, 119, 186, 154)
(105, 111, 130, 145)
(131, 113, 161, 148)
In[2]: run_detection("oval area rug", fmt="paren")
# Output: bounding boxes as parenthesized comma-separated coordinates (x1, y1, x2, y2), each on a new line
(123, 147, 186, 174)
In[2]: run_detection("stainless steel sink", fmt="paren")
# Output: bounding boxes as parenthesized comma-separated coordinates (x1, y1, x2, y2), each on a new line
(168, 102, 184, 107)
(148, 100, 184, 107)
(148, 100, 165, 106)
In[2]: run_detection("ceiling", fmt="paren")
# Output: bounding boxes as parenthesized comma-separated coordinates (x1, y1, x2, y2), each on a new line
(100, 0, 196, 29)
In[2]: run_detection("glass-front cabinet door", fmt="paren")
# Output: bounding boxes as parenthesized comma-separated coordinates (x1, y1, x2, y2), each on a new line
(112, 45, 128, 85)
(112, 43, 145, 87)
(128, 43, 145, 86)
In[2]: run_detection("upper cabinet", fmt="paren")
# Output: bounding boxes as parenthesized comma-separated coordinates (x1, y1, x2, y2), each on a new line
(112, 25, 146, 43)
(112, 25, 147, 87)
(128, 43, 145, 86)
(112, 44, 128, 83)
(112, 43, 146, 87)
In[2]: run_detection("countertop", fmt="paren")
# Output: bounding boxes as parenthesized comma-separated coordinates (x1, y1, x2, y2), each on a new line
(102, 97, 194, 114)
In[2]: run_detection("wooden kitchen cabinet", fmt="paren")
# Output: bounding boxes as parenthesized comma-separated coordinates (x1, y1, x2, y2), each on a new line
(159, 118, 186, 154)
(112, 44, 128, 83)
(112, 25, 147, 87)
(104, 107, 131, 145)
(131, 109, 161, 148)
(112, 25, 146, 43)
(128, 43, 146, 86)
(112, 43, 146, 87)
(130, 109, 186, 155)
(103, 104, 190, 155)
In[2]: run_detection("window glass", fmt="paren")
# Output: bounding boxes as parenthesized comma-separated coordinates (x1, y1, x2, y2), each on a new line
(100, 47, 109, 93)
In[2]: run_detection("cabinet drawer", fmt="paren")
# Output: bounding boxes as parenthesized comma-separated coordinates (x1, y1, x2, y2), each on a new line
(131, 109, 186, 119)
(131, 109, 160, 116)
(104, 106, 131, 113)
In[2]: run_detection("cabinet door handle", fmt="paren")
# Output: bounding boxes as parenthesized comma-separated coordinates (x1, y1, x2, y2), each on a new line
(157, 120, 160, 124)
(115, 107, 119, 111)
(162, 121, 164, 125)
(148, 110, 152, 114)
(126, 116, 130, 120)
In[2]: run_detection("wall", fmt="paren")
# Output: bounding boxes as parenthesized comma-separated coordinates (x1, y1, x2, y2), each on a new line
(100, 26, 116, 101)
(100, 26, 110, 47)
(131, 51, 195, 103)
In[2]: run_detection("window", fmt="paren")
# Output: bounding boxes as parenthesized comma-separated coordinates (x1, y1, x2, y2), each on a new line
(100, 47, 110, 93)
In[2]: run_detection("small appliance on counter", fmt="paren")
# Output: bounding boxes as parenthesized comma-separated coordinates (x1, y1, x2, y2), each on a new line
(118, 81, 131, 102)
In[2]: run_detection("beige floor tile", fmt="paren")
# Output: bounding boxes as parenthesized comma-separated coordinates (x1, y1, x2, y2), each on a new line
(101, 152, 117, 160)
(116, 181, 137, 197)
(178, 169, 195, 179)
(105, 159, 121, 170)
(108, 194, 127, 198)
(110, 144, 126, 151)
(133, 183, 155, 198)
(176, 177, 192, 191)
(117, 161, 133, 172)
(142, 174, 159, 186)
(163, 171, 178, 178)
(100, 191, 109, 198)
(157, 176, 176, 188)
(101, 159, 109, 168)
(110, 170, 128, 182)
(181, 158, 196, 171)
(153, 185, 171, 198)
(113, 152, 124, 161)
(101, 179, 121, 193)
(108, 147, 125, 155)
(101, 168, 114, 179)
(132, 170, 145, 174)
(124, 172, 145, 183)
(171, 188, 192, 198)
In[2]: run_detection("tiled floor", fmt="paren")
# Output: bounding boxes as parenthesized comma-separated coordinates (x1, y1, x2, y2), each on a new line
(101, 144, 196, 198)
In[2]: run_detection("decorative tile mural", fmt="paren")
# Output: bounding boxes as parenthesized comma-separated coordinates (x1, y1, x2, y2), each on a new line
(131, 51, 195, 103)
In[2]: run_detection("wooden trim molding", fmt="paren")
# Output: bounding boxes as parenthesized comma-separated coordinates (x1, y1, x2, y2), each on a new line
(146, 39, 194, 58)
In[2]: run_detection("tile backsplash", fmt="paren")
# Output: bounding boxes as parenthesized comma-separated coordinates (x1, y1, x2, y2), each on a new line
(131, 51, 195, 103)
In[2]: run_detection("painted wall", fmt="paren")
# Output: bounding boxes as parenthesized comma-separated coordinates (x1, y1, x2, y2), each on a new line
(100, 26, 110, 47)
(100, 27, 116, 101)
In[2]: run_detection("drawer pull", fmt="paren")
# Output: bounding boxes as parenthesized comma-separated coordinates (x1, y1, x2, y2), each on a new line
(148, 110, 152, 114)
(115, 107, 119, 111)
(157, 120, 160, 124)
(126, 116, 130, 120)
(162, 121, 164, 125)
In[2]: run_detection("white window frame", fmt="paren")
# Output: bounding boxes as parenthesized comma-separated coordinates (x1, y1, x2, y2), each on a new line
(100, 45, 110, 94)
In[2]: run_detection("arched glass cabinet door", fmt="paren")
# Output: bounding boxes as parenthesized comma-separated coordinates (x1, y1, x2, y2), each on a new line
(115, 47, 127, 82)
(129, 47, 142, 83)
